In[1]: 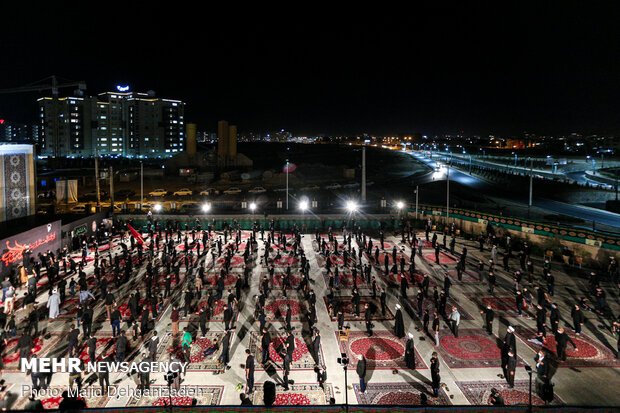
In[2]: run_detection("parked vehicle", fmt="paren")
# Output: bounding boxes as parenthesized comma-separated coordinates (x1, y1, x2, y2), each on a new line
(149, 188, 168, 197)
(199, 188, 220, 196)
(248, 186, 267, 194)
(325, 183, 342, 190)
(223, 187, 242, 194)
(173, 188, 193, 196)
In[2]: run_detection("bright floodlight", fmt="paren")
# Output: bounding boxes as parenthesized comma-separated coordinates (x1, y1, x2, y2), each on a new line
(153, 204, 162, 212)
(299, 200, 308, 211)
(201, 203, 211, 212)
(249, 202, 257, 211)
(346, 200, 358, 212)
(396, 201, 404, 209)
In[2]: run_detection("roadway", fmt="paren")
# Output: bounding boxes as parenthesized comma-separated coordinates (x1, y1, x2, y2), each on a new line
(409, 151, 620, 231)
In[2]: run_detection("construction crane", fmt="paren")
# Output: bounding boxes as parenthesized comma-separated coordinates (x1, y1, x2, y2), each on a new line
(0, 75, 87, 158)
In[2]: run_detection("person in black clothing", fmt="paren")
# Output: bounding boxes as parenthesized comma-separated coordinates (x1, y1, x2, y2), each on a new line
(199, 307, 209, 337)
(430, 352, 440, 398)
(505, 350, 516, 387)
(312, 328, 321, 365)
(67, 325, 80, 357)
(571, 304, 584, 335)
(555, 328, 577, 361)
(364, 303, 373, 337)
(443, 273, 452, 298)
(260, 328, 271, 365)
(489, 388, 505, 406)
(115, 330, 128, 362)
(82, 305, 93, 338)
(394, 304, 405, 338)
(87, 334, 97, 363)
(480, 305, 494, 335)
(245, 349, 255, 394)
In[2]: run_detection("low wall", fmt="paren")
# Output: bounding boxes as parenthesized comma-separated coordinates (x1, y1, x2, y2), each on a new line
(117, 214, 397, 232)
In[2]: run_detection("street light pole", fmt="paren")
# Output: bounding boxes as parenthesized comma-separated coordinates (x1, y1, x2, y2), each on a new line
(415, 185, 419, 220)
(140, 161, 144, 210)
(109, 166, 114, 213)
(529, 157, 533, 217)
(446, 162, 450, 225)
(94, 148, 101, 211)
(285, 159, 289, 210)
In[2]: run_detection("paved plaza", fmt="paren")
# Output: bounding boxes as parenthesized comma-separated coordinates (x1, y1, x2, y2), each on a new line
(2, 222, 619, 409)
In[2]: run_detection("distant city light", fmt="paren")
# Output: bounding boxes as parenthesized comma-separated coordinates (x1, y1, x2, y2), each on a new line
(116, 85, 130, 92)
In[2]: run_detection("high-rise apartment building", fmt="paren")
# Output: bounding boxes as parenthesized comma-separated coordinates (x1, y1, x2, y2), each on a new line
(38, 89, 185, 157)
(0, 121, 39, 143)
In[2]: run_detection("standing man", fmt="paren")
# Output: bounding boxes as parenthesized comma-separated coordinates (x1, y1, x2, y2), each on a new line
(430, 352, 441, 398)
(449, 306, 460, 338)
(356, 354, 367, 393)
(404, 333, 416, 370)
(555, 328, 577, 362)
(571, 304, 584, 335)
(481, 305, 494, 335)
(245, 349, 255, 394)
(505, 350, 516, 388)
(394, 304, 405, 338)
(260, 328, 271, 366)
(364, 303, 373, 337)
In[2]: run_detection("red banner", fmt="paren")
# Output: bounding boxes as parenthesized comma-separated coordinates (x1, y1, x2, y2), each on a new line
(127, 224, 144, 245)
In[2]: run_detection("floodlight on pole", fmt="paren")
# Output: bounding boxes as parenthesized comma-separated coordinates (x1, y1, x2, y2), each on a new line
(153, 204, 162, 212)
(396, 201, 404, 210)
(299, 200, 308, 212)
(201, 203, 211, 213)
(346, 201, 357, 213)
(249, 202, 257, 212)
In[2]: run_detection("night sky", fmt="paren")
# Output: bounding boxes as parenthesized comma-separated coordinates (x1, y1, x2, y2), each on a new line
(1, 3, 619, 136)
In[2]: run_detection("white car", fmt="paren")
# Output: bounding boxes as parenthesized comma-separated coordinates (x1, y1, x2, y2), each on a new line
(149, 189, 167, 197)
(325, 183, 341, 190)
(223, 187, 242, 194)
(173, 188, 193, 196)
(248, 186, 267, 194)
(200, 188, 219, 196)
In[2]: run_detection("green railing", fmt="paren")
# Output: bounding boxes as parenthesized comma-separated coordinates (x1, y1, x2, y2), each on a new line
(414, 204, 620, 251)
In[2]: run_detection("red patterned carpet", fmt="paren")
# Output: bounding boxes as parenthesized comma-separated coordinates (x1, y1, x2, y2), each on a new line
(204, 273, 239, 287)
(125, 385, 223, 406)
(77, 336, 116, 363)
(457, 380, 563, 405)
(354, 382, 451, 405)
(437, 328, 525, 368)
(323, 296, 394, 321)
(2, 333, 62, 371)
(263, 292, 307, 321)
(408, 296, 474, 321)
(337, 330, 427, 370)
(446, 268, 481, 283)
(249, 383, 334, 405)
(191, 299, 230, 322)
(273, 256, 299, 267)
(156, 330, 233, 371)
(11, 385, 109, 410)
(269, 272, 303, 289)
(382, 270, 437, 288)
(467, 294, 534, 318)
(513, 326, 620, 367)
(215, 255, 245, 267)
(321, 270, 370, 290)
(248, 330, 323, 370)
(423, 252, 458, 265)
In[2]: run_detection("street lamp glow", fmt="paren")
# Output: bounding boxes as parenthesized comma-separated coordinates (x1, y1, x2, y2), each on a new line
(201, 203, 211, 212)
(396, 201, 404, 209)
(153, 204, 162, 212)
(346, 200, 358, 212)
(299, 200, 308, 211)
(249, 202, 257, 212)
